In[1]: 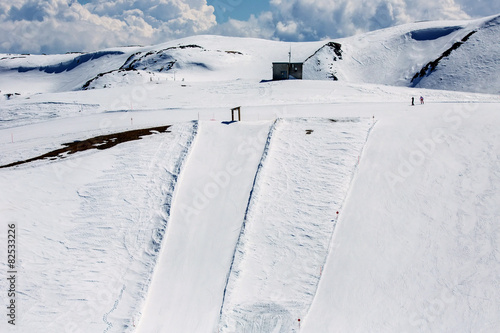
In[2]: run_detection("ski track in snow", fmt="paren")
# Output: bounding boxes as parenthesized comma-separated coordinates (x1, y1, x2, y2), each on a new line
(217, 118, 279, 319)
(218, 117, 373, 332)
(135, 121, 272, 333)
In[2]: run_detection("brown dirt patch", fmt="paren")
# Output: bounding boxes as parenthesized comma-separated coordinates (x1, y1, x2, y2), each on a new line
(1, 125, 171, 169)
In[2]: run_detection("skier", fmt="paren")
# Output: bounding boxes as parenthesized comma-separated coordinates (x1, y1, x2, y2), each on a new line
(420, 96, 424, 104)
(411, 97, 414, 106)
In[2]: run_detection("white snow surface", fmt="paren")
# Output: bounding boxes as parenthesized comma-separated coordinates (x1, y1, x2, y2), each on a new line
(413, 15, 500, 94)
(218, 118, 373, 332)
(302, 106, 500, 333)
(0, 121, 197, 332)
(136, 121, 272, 333)
(1, 14, 500, 333)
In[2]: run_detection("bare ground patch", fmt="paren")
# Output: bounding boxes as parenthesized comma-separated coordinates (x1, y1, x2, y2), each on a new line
(1, 125, 171, 169)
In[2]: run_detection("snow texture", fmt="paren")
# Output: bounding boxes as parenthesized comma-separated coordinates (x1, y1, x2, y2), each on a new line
(218, 118, 373, 332)
(0, 121, 197, 332)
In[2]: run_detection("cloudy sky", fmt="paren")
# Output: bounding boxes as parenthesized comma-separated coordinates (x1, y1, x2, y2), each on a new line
(0, 0, 499, 54)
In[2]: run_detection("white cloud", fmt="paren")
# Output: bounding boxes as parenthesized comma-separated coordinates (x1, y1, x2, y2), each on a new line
(455, 0, 500, 17)
(218, 0, 500, 41)
(215, 12, 277, 40)
(253, 0, 469, 41)
(0, 0, 216, 54)
(0, 0, 498, 54)
(212, 0, 486, 42)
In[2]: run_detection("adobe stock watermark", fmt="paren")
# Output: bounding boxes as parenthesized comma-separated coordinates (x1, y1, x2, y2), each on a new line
(51, 83, 159, 181)
(56, 270, 125, 333)
(403, 286, 456, 332)
(384, 103, 477, 191)
(402, 273, 493, 333)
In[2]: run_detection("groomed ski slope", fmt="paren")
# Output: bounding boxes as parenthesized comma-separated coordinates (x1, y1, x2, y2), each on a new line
(136, 121, 273, 332)
(136, 117, 374, 332)
(218, 118, 373, 332)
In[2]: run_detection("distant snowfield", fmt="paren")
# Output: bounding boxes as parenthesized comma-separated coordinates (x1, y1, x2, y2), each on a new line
(1, 14, 500, 333)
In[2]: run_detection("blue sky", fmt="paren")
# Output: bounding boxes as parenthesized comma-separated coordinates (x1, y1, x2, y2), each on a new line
(207, 0, 270, 23)
(1, 0, 499, 54)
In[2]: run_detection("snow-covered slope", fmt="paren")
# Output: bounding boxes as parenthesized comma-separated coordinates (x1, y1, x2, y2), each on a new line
(0, 37, 325, 95)
(303, 104, 500, 333)
(411, 15, 500, 94)
(136, 121, 272, 333)
(0, 49, 135, 94)
(1, 14, 499, 96)
(1, 13, 500, 333)
(0, 121, 197, 332)
(218, 118, 373, 332)
(0, 76, 499, 333)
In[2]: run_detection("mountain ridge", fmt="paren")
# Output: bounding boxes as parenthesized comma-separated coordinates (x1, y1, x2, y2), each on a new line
(0, 14, 498, 96)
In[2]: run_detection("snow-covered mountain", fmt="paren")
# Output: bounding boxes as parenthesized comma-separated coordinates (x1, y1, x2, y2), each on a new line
(1, 14, 500, 333)
(1, 14, 499, 96)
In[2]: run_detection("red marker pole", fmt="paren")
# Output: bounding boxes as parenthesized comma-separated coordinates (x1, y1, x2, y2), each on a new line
(298, 318, 301, 329)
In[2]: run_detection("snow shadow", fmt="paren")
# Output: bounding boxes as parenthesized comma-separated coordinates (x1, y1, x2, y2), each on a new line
(409, 27, 462, 41)
(13, 51, 124, 74)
